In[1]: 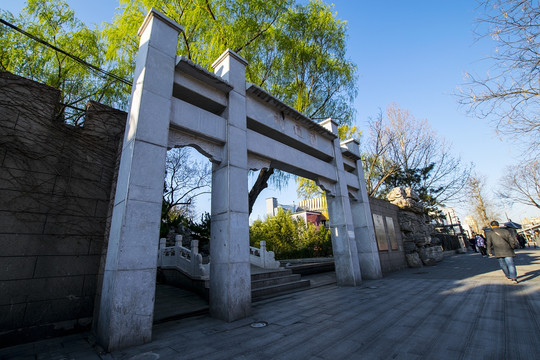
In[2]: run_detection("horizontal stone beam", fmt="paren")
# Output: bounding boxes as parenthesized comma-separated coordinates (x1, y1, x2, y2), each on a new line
(246, 95, 334, 162)
(167, 128, 224, 164)
(340, 139, 361, 160)
(341, 156, 357, 173)
(247, 84, 335, 140)
(246, 129, 337, 183)
(169, 97, 226, 145)
(173, 72, 229, 115)
(343, 171, 360, 191)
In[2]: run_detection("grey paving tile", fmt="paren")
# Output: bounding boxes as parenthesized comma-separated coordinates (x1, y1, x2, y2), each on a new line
(240, 329, 285, 348)
(318, 339, 361, 360)
(299, 312, 334, 325)
(166, 343, 219, 359)
(230, 352, 267, 360)
(1, 355, 35, 360)
(261, 323, 331, 357)
(2, 250, 540, 360)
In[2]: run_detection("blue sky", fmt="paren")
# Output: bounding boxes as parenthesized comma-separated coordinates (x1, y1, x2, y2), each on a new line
(2, 0, 539, 224)
(336, 0, 539, 223)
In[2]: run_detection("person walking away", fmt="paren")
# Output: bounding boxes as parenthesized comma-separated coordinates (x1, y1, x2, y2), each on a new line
(475, 233, 487, 257)
(486, 220, 520, 284)
(468, 236, 478, 253)
(516, 233, 526, 249)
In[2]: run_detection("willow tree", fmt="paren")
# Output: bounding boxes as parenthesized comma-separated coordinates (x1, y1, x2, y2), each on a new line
(103, 0, 357, 214)
(296, 124, 362, 200)
(0, 0, 128, 125)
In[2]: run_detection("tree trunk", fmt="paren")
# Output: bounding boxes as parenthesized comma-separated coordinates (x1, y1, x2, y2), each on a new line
(248, 167, 274, 215)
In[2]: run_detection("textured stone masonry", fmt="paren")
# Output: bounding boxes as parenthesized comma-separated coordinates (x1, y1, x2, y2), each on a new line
(0, 71, 126, 346)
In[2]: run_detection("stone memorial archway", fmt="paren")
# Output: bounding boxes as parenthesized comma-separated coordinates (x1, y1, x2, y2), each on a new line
(96, 9, 382, 351)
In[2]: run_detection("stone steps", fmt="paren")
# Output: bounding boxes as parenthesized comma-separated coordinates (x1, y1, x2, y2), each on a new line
(162, 265, 315, 302)
(284, 261, 335, 275)
(251, 274, 303, 289)
(251, 268, 311, 300)
(250, 268, 292, 280)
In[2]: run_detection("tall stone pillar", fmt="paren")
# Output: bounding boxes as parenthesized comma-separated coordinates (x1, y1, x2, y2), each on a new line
(320, 119, 362, 286)
(210, 49, 251, 321)
(349, 148, 382, 279)
(95, 9, 182, 351)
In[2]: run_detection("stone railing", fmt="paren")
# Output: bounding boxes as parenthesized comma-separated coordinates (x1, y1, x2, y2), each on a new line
(250, 241, 281, 269)
(158, 236, 209, 280)
(158, 238, 280, 279)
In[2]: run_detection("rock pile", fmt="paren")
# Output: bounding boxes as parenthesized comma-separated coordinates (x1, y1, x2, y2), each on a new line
(387, 187, 444, 268)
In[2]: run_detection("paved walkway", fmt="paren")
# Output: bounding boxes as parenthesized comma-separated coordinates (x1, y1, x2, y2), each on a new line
(1, 249, 539, 360)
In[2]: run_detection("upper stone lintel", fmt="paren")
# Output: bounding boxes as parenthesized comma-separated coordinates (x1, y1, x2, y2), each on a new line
(212, 49, 249, 69)
(138, 8, 184, 36)
(319, 118, 339, 135)
(319, 118, 338, 128)
(340, 138, 359, 146)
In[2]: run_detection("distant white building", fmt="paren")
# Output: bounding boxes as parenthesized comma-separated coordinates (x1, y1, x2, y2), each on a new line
(440, 207, 460, 226)
(265, 197, 297, 217)
(266, 197, 328, 228)
(522, 216, 540, 228)
(434, 207, 465, 236)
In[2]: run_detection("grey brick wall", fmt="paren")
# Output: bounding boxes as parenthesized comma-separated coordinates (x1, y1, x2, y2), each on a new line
(0, 71, 126, 346)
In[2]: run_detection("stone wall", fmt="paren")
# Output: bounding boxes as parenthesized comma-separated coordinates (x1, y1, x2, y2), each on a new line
(368, 197, 407, 274)
(0, 71, 126, 346)
(387, 187, 444, 267)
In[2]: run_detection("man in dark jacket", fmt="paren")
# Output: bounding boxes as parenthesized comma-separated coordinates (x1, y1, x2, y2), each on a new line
(486, 220, 519, 283)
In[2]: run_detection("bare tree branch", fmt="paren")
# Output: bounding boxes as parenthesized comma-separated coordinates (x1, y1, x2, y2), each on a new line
(459, 0, 540, 156)
(498, 159, 540, 209)
(465, 174, 501, 228)
(362, 104, 472, 207)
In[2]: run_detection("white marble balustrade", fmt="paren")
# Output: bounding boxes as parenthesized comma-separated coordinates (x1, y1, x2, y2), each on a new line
(249, 241, 281, 269)
(158, 238, 209, 280)
(158, 239, 280, 278)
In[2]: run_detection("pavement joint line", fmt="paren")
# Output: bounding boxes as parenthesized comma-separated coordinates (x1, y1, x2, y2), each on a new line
(1, 249, 539, 359)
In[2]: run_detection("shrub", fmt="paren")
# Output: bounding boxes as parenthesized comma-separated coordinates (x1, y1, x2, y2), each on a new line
(249, 208, 332, 260)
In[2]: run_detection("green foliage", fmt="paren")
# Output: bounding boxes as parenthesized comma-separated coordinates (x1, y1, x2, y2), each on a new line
(337, 124, 362, 142)
(249, 208, 332, 259)
(268, 0, 357, 122)
(3, 0, 359, 212)
(189, 212, 211, 240)
(296, 177, 324, 200)
(104, 0, 289, 100)
(7, 1, 354, 125)
(296, 123, 361, 199)
(160, 208, 211, 243)
(160, 199, 181, 238)
(103, 0, 357, 123)
(105, 0, 358, 206)
(384, 163, 444, 215)
(0, 0, 129, 125)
